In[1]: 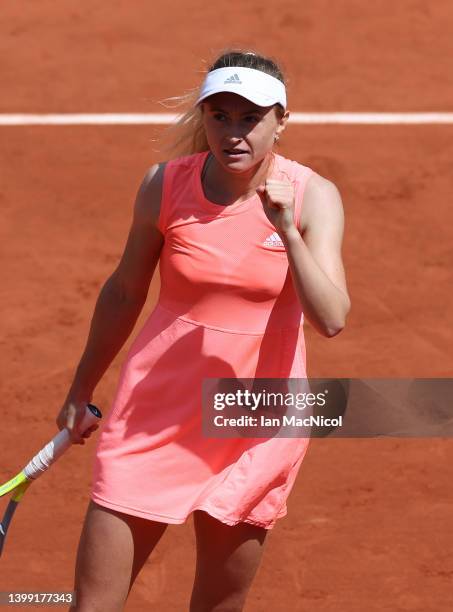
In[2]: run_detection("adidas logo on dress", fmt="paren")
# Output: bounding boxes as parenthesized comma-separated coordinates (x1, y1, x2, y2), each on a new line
(224, 73, 242, 84)
(262, 232, 284, 248)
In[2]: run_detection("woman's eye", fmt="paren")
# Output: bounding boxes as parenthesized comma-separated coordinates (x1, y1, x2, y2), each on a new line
(213, 113, 226, 121)
(244, 116, 260, 123)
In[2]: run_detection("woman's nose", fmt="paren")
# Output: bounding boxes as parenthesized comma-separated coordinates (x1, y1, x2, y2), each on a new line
(225, 126, 247, 140)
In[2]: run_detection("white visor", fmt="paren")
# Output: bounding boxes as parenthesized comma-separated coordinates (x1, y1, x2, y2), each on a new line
(196, 67, 287, 110)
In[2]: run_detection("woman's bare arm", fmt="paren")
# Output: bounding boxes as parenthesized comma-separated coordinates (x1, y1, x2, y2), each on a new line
(281, 173, 351, 338)
(65, 162, 166, 402)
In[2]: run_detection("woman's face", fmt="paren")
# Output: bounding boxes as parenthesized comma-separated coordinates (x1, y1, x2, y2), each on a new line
(201, 92, 288, 173)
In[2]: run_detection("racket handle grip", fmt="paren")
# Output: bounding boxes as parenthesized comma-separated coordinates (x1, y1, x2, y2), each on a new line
(23, 403, 102, 481)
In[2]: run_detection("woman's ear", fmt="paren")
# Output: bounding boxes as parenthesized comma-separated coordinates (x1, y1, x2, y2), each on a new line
(276, 110, 290, 138)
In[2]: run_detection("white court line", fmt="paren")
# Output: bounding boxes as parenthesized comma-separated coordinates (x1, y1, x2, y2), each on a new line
(0, 113, 453, 125)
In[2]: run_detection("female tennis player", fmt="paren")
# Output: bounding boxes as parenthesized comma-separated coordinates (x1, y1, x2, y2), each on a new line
(57, 49, 351, 611)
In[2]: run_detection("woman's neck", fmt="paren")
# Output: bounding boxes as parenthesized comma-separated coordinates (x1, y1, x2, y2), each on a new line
(203, 151, 274, 206)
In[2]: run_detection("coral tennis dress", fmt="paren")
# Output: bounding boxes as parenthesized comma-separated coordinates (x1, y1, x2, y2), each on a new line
(90, 150, 315, 529)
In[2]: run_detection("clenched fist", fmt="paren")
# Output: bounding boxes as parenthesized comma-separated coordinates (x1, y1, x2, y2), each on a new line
(256, 179, 296, 234)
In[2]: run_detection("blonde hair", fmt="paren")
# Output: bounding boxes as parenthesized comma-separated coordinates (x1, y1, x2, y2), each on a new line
(157, 88, 209, 158)
(157, 48, 287, 159)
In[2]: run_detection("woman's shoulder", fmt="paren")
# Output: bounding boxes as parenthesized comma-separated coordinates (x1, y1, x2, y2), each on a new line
(274, 154, 343, 233)
(273, 153, 317, 183)
(299, 170, 344, 234)
(274, 153, 340, 198)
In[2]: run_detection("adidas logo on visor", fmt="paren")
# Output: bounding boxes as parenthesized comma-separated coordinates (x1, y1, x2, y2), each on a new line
(263, 232, 284, 247)
(224, 73, 242, 84)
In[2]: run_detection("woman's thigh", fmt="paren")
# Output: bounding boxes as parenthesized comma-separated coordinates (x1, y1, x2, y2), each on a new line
(71, 500, 168, 611)
(190, 510, 269, 612)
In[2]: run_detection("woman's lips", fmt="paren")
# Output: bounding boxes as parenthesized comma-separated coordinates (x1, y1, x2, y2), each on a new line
(223, 149, 248, 156)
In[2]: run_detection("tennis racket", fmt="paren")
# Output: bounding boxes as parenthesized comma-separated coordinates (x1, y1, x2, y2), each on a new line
(0, 402, 102, 557)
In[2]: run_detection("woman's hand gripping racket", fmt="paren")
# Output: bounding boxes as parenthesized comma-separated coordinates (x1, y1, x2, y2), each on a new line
(0, 402, 102, 557)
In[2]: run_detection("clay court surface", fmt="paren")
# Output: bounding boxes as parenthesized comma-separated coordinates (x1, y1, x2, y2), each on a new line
(1, 2, 453, 610)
